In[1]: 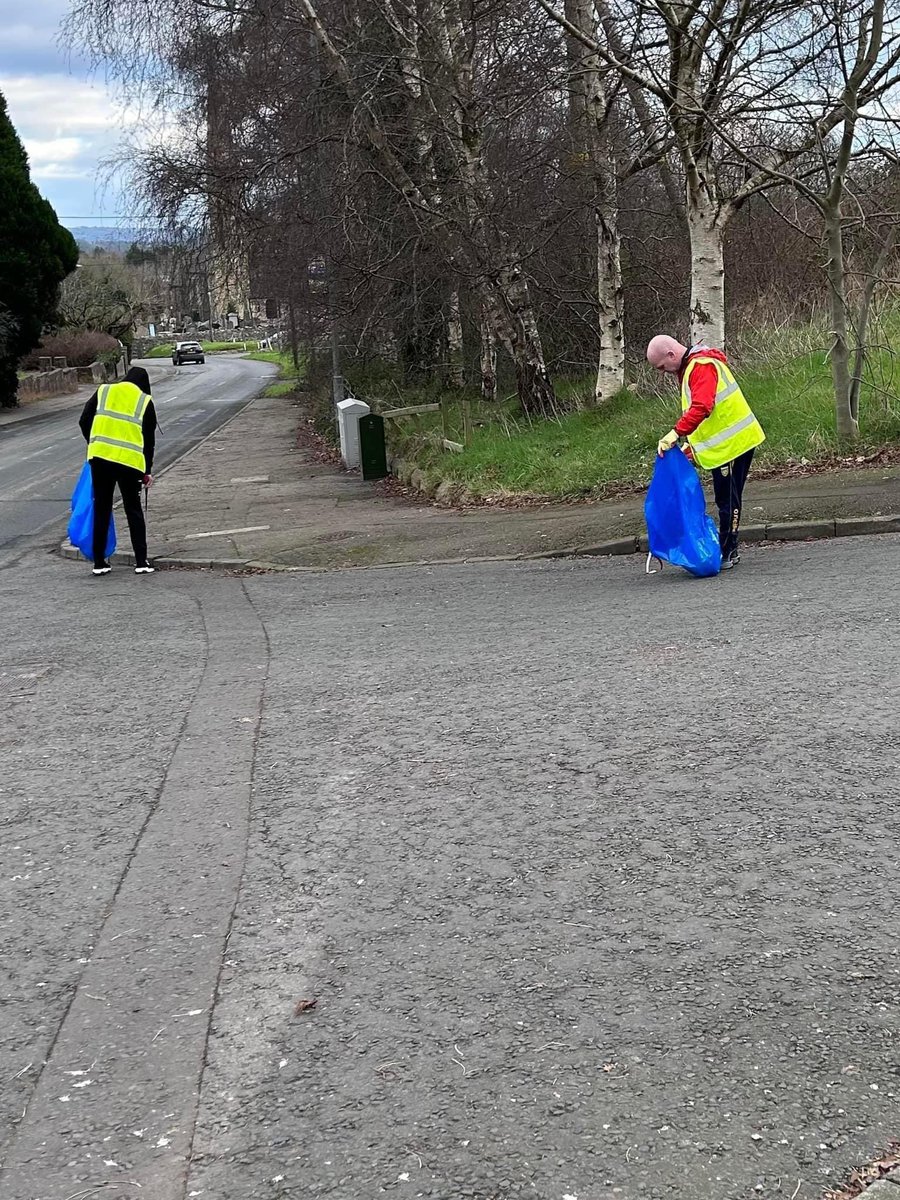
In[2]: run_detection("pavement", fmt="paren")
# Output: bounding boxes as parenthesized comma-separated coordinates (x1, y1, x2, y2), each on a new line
(5, 363, 900, 1200)
(0, 380, 99, 428)
(1, 355, 275, 566)
(2, 538, 900, 1200)
(69, 388, 900, 570)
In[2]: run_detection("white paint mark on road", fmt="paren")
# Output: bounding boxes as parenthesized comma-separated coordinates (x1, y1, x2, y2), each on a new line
(184, 525, 270, 540)
(230, 475, 270, 483)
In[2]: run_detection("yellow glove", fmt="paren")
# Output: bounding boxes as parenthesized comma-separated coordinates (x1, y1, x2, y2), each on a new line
(657, 429, 679, 457)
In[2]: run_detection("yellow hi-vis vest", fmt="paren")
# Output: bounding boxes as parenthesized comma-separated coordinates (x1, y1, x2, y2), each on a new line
(87, 382, 151, 473)
(681, 352, 765, 470)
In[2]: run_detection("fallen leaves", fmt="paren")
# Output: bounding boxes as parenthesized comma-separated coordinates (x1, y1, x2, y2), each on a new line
(293, 997, 318, 1016)
(823, 1142, 900, 1200)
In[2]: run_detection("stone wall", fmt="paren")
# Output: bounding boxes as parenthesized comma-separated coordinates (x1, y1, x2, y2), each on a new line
(18, 367, 79, 400)
(131, 327, 283, 359)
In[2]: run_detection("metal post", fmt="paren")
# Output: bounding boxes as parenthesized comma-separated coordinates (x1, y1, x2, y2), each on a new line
(329, 268, 344, 405)
(333, 372, 345, 405)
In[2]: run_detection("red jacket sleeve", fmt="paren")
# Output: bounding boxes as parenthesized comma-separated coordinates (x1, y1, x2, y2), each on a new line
(675, 363, 718, 436)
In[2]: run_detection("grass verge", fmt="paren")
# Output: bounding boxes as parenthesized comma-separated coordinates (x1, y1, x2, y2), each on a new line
(145, 339, 262, 358)
(354, 348, 900, 500)
(246, 348, 306, 397)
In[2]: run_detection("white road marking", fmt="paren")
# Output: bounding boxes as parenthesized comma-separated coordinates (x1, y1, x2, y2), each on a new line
(230, 475, 270, 483)
(184, 525, 271, 539)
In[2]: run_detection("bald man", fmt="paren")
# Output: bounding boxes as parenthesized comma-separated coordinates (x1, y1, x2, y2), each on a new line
(646, 336, 765, 569)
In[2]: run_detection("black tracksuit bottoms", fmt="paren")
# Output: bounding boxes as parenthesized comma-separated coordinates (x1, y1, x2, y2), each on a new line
(711, 447, 755, 560)
(90, 458, 147, 565)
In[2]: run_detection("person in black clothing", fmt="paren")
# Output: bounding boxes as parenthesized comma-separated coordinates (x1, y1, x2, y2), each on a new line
(79, 365, 158, 575)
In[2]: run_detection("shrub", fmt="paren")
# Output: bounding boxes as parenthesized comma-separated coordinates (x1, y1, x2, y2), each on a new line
(20, 330, 120, 369)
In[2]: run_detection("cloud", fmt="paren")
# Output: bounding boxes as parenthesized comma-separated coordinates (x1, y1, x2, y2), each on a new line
(1, 74, 141, 183)
(3, 74, 135, 135)
(1, 45, 90, 76)
(0, 0, 139, 219)
(22, 136, 91, 179)
(23, 136, 84, 160)
(1, 73, 137, 214)
(0, 0, 88, 72)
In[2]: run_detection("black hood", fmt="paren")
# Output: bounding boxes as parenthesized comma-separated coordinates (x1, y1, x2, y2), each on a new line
(124, 366, 152, 394)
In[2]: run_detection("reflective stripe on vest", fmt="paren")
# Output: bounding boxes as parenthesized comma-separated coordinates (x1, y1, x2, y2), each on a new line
(87, 383, 150, 472)
(691, 410, 757, 453)
(681, 355, 765, 470)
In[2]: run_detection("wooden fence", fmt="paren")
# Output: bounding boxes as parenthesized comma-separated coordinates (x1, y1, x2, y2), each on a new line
(378, 396, 471, 455)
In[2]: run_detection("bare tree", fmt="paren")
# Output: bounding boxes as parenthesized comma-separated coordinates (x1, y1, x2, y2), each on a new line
(707, 0, 900, 440)
(563, 0, 624, 401)
(65, 0, 900, 429)
(537, 0, 856, 346)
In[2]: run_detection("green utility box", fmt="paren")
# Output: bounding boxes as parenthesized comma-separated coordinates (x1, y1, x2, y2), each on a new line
(358, 413, 388, 481)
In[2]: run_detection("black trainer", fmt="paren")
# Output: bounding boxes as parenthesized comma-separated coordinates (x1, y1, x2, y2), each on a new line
(720, 551, 741, 571)
(134, 562, 155, 575)
(92, 561, 112, 576)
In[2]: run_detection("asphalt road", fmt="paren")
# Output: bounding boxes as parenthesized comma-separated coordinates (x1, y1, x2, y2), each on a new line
(1, 534, 898, 1200)
(0, 354, 276, 560)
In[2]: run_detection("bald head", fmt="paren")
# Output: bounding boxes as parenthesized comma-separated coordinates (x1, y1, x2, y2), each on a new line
(647, 335, 687, 375)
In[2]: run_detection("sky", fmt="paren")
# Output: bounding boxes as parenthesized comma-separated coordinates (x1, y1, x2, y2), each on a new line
(0, 0, 138, 228)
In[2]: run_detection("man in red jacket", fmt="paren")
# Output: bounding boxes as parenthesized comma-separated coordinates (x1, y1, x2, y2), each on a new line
(647, 335, 764, 569)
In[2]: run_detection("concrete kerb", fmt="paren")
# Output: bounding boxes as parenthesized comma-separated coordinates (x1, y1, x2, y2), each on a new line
(57, 386, 900, 576)
(853, 1182, 900, 1198)
(57, 513, 900, 574)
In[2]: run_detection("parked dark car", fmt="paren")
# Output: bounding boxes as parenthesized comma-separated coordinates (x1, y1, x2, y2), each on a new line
(173, 340, 205, 366)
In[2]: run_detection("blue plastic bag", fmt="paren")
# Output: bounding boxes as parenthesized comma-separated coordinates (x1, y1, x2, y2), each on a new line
(67, 461, 116, 561)
(644, 448, 721, 577)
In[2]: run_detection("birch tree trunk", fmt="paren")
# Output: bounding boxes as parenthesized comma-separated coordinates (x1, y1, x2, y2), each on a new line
(481, 260, 557, 415)
(565, 0, 623, 403)
(823, 204, 857, 443)
(594, 173, 624, 401)
(445, 284, 465, 388)
(849, 222, 899, 422)
(434, 0, 557, 415)
(685, 158, 727, 347)
(479, 304, 497, 400)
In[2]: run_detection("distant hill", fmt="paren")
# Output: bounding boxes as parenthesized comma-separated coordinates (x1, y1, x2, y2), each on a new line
(66, 225, 147, 251)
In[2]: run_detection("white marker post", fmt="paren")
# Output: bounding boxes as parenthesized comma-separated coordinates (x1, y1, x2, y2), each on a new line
(336, 397, 370, 468)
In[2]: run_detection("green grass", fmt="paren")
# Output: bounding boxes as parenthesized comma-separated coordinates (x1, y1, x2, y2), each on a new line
(246, 348, 293, 366)
(362, 347, 900, 499)
(245, 348, 306, 397)
(145, 339, 261, 358)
